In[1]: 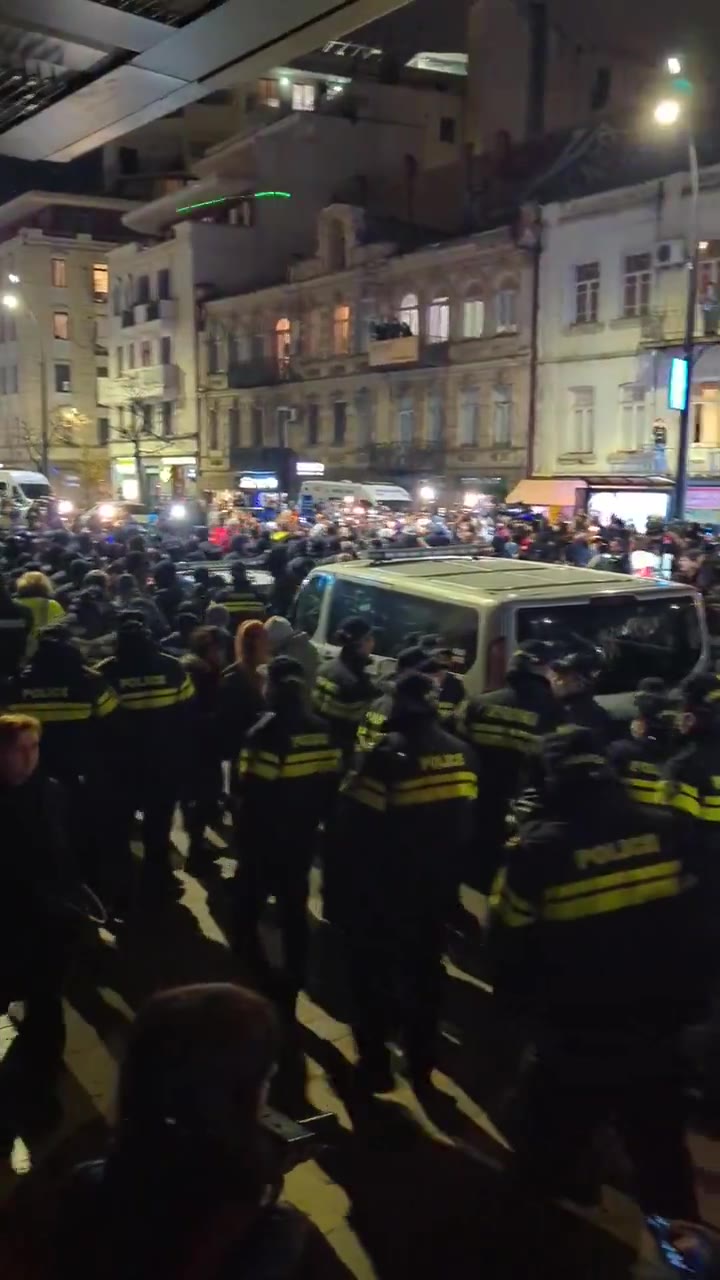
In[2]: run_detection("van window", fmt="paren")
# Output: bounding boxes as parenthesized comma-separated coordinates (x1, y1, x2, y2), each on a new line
(326, 578, 478, 672)
(293, 572, 330, 638)
(517, 595, 702, 693)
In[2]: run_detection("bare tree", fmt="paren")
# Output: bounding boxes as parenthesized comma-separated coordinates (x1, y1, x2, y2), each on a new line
(113, 395, 197, 505)
(19, 407, 90, 475)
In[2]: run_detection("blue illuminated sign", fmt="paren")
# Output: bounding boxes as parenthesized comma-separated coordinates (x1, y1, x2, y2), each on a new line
(668, 357, 689, 411)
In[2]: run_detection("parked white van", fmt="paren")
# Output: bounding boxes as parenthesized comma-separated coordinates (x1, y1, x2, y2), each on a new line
(299, 480, 412, 509)
(0, 469, 52, 509)
(292, 551, 707, 714)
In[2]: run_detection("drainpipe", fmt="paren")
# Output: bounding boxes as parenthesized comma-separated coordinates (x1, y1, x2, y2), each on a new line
(525, 208, 543, 477)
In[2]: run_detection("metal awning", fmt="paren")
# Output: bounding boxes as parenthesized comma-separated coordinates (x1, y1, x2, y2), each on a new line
(506, 478, 586, 506)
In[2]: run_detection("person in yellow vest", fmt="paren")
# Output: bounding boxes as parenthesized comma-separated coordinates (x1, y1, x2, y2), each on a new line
(13, 571, 65, 657)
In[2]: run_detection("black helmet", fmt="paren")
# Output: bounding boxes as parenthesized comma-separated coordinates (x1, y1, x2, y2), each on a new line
(551, 638, 604, 682)
(508, 639, 561, 674)
(396, 645, 441, 674)
(390, 670, 438, 717)
(337, 615, 372, 645)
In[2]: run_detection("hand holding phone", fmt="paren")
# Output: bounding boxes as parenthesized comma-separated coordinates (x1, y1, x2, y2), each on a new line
(646, 1217, 706, 1276)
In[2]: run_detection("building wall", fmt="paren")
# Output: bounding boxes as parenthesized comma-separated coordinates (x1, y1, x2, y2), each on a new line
(0, 230, 114, 494)
(536, 166, 720, 483)
(200, 210, 531, 496)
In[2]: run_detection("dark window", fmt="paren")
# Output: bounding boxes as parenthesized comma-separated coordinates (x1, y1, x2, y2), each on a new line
(142, 404, 153, 433)
(161, 402, 172, 437)
(307, 402, 319, 446)
(229, 400, 241, 449)
(590, 67, 612, 111)
(97, 365, 108, 377)
(208, 407, 219, 451)
(293, 572, 329, 638)
(0, 368, 7, 395)
(136, 275, 150, 305)
(251, 405, 263, 446)
(208, 337, 219, 375)
(160, 335, 172, 364)
(54, 362, 71, 392)
(439, 116, 456, 143)
(119, 146, 139, 174)
(157, 269, 171, 300)
(97, 417, 110, 446)
(325, 579, 478, 671)
(333, 400, 347, 446)
(517, 597, 702, 695)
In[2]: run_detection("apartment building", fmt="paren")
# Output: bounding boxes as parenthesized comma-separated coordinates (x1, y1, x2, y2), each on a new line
(200, 202, 531, 499)
(0, 192, 136, 497)
(535, 163, 720, 523)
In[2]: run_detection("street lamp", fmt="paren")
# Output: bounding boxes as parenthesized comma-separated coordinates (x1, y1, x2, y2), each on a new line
(654, 80, 698, 521)
(667, 55, 683, 77)
(2, 289, 50, 477)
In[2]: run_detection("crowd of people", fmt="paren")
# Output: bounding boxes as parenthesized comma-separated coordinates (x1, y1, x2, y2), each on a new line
(1, 506, 720, 1275)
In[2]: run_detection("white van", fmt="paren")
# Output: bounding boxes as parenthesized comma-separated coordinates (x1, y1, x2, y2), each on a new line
(292, 552, 708, 714)
(299, 480, 412, 510)
(0, 469, 52, 509)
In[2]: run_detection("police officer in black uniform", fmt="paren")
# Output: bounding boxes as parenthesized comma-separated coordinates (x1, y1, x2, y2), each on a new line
(3, 626, 117, 888)
(313, 616, 378, 763)
(356, 645, 442, 754)
(491, 727, 707, 1218)
(213, 562, 265, 635)
(333, 671, 477, 1093)
(416, 634, 466, 724)
(663, 673, 720, 893)
(0, 577, 32, 687)
(550, 639, 616, 746)
(98, 617, 194, 904)
(233, 656, 341, 1012)
(609, 677, 677, 806)
(459, 640, 560, 890)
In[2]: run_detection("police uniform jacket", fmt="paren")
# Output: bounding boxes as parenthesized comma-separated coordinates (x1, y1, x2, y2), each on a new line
(437, 670, 465, 724)
(557, 690, 616, 747)
(213, 582, 265, 632)
(237, 708, 341, 836)
(313, 652, 378, 758)
(4, 663, 117, 780)
(97, 650, 194, 771)
(490, 780, 706, 1021)
(609, 729, 675, 807)
(332, 720, 477, 929)
(663, 734, 720, 905)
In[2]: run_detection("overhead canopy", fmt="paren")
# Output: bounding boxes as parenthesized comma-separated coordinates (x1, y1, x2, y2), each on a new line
(0, 0, 410, 161)
(506, 478, 587, 507)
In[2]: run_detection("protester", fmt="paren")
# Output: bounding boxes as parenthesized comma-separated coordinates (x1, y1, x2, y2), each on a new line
(263, 615, 319, 688)
(14, 570, 65, 654)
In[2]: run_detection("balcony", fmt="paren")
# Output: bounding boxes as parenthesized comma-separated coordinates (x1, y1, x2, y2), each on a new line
(604, 444, 720, 477)
(640, 307, 720, 346)
(227, 358, 301, 388)
(368, 334, 419, 368)
(97, 364, 181, 405)
(132, 299, 178, 325)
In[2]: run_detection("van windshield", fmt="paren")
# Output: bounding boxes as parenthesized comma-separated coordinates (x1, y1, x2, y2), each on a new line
(18, 481, 51, 499)
(517, 594, 702, 694)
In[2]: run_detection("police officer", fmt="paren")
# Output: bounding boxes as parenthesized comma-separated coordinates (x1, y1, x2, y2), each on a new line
(418, 634, 466, 724)
(332, 671, 477, 1093)
(356, 645, 441, 754)
(313, 616, 378, 762)
(213, 562, 265, 635)
(98, 617, 194, 904)
(609, 677, 677, 806)
(0, 577, 32, 686)
(233, 656, 341, 1012)
(550, 639, 616, 746)
(3, 626, 117, 886)
(491, 727, 706, 1217)
(459, 640, 560, 890)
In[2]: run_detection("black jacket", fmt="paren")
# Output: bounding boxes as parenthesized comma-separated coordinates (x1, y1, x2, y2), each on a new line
(218, 662, 266, 763)
(97, 649, 194, 774)
(609, 732, 675, 807)
(557, 690, 616, 747)
(4, 659, 117, 781)
(490, 779, 707, 1022)
(313, 650, 378, 758)
(0, 593, 32, 678)
(213, 583, 265, 633)
(237, 705, 341, 836)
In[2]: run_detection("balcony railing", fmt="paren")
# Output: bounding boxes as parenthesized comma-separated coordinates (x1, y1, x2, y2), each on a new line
(368, 334, 419, 367)
(641, 307, 720, 345)
(227, 358, 300, 388)
(601, 444, 720, 477)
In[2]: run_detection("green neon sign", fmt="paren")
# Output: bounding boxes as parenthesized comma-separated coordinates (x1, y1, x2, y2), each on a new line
(176, 196, 228, 213)
(254, 191, 292, 199)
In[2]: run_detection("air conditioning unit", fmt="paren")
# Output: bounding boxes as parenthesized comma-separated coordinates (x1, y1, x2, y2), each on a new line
(654, 239, 685, 269)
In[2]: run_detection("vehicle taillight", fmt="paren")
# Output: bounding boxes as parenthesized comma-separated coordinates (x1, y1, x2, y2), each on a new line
(486, 636, 507, 690)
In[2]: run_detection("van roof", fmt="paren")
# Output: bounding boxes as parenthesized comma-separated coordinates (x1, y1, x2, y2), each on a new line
(312, 555, 696, 608)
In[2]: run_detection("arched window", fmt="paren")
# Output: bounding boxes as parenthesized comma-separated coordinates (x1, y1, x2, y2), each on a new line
(275, 316, 291, 369)
(427, 295, 449, 343)
(463, 288, 485, 339)
(398, 292, 419, 336)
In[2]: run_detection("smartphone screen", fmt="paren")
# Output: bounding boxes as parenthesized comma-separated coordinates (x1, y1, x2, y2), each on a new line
(646, 1217, 699, 1275)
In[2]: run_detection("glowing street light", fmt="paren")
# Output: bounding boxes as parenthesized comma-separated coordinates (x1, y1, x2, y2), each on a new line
(667, 55, 682, 76)
(419, 484, 436, 502)
(654, 98, 681, 126)
(7, 273, 20, 284)
(1, 293, 19, 310)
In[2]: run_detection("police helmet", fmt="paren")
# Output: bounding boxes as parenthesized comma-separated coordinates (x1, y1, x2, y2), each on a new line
(390, 670, 438, 717)
(336, 615, 373, 645)
(396, 645, 442, 674)
(550, 637, 604, 682)
(267, 655, 306, 690)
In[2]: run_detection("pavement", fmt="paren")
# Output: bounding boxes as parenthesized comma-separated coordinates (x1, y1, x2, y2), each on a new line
(0, 824, 718, 1279)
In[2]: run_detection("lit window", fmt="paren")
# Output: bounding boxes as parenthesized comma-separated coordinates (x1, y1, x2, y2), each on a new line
(427, 296, 449, 343)
(492, 386, 513, 446)
(495, 287, 518, 332)
(292, 82, 316, 111)
(53, 312, 69, 340)
(257, 78, 280, 107)
(92, 263, 109, 300)
(275, 316, 292, 369)
(463, 297, 484, 338)
(575, 262, 600, 324)
(333, 303, 351, 354)
(398, 293, 419, 336)
(623, 253, 652, 318)
(569, 387, 595, 452)
(51, 258, 67, 288)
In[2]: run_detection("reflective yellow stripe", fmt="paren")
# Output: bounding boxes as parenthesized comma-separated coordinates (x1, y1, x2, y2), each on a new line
(468, 722, 539, 752)
(281, 759, 340, 778)
(285, 750, 339, 765)
(393, 770, 476, 792)
(7, 703, 92, 722)
(318, 700, 367, 722)
(243, 761, 280, 781)
(348, 784, 387, 811)
(545, 859, 681, 902)
(95, 689, 118, 717)
(177, 676, 194, 703)
(626, 780, 665, 806)
(543, 873, 682, 921)
(257, 750, 281, 765)
(119, 689, 187, 711)
(391, 781, 477, 806)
